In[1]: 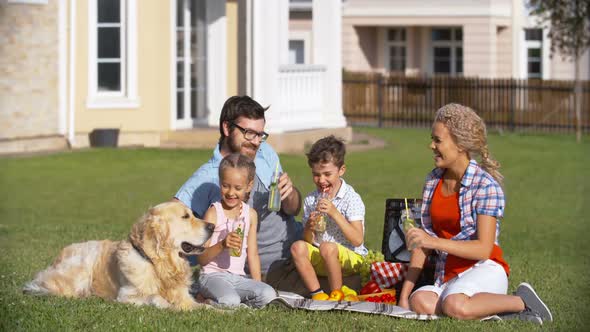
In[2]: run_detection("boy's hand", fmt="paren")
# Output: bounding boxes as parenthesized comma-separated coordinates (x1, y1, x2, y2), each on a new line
(222, 232, 242, 250)
(305, 211, 319, 230)
(316, 197, 337, 218)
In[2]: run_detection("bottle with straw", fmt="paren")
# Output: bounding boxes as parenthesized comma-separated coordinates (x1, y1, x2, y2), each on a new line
(230, 217, 245, 257)
(402, 197, 416, 250)
(268, 163, 281, 212)
(314, 188, 329, 233)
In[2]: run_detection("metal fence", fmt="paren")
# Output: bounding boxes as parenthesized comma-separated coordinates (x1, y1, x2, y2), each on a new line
(343, 71, 590, 134)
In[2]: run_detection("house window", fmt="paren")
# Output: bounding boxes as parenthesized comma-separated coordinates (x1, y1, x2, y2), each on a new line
(386, 28, 406, 72)
(525, 28, 542, 79)
(88, 0, 138, 108)
(97, 0, 124, 92)
(431, 27, 463, 75)
(175, 0, 207, 126)
(289, 40, 305, 64)
(287, 31, 311, 65)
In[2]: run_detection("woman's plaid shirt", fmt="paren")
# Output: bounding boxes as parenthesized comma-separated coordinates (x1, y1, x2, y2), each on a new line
(420, 160, 505, 286)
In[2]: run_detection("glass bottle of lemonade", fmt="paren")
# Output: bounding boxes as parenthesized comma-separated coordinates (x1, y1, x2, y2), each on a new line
(314, 189, 329, 233)
(230, 217, 245, 257)
(268, 169, 281, 212)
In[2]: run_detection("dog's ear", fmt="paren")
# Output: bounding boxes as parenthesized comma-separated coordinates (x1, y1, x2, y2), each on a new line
(129, 213, 147, 249)
(129, 209, 167, 258)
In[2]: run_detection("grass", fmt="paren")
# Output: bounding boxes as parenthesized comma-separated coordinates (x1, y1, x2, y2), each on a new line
(1, 128, 588, 331)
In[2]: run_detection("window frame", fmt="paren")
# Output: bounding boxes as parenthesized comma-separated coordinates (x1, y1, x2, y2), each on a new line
(524, 28, 543, 79)
(288, 30, 312, 65)
(431, 27, 463, 76)
(288, 40, 305, 65)
(385, 28, 407, 73)
(87, 0, 139, 109)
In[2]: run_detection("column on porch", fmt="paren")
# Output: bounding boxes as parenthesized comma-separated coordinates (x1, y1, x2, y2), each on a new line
(250, 0, 346, 133)
(312, 0, 347, 128)
(250, 0, 289, 133)
(205, 0, 228, 127)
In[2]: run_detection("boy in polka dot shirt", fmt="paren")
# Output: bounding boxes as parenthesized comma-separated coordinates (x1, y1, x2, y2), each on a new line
(290, 135, 368, 298)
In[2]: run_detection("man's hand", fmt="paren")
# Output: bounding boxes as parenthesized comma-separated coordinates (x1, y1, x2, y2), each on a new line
(277, 172, 294, 201)
(276, 171, 301, 215)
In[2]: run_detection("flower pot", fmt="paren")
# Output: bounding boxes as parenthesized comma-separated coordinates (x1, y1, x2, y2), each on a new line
(89, 128, 119, 148)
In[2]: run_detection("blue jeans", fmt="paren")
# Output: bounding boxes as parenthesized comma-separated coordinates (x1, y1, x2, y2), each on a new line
(199, 272, 277, 308)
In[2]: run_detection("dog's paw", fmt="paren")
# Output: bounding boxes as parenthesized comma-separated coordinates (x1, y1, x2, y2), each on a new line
(147, 295, 172, 309)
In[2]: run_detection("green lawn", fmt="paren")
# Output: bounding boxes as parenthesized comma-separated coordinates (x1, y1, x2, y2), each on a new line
(0, 128, 588, 331)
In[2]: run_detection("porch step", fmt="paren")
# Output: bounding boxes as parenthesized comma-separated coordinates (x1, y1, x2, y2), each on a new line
(159, 127, 356, 154)
(0, 135, 70, 156)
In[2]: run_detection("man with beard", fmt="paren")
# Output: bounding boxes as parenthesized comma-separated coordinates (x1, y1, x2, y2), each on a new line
(175, 95, 303, 286)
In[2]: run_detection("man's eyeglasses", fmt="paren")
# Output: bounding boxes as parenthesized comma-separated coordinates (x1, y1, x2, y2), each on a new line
(230, 122, 269, 142)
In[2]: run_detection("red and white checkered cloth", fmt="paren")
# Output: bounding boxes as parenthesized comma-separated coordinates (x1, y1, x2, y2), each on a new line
(370, 262, 408, 289)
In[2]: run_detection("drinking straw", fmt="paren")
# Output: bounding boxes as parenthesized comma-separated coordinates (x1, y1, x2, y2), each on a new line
(404, 197, 410, 218)
(269, 162, 280, 205)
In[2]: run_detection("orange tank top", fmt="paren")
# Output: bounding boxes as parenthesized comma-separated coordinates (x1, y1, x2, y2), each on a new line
(431, 179, 509, 283)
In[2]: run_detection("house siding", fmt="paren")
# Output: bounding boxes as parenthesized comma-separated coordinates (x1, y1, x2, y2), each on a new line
(496, 26, 513, 78)
(343, 0, 512, 18)
(0, 0, 59, 140)
(73, 1, 171, 147)
(551, 50, 590, 81)
(342, 23, 378, 72)
(340, 0, 587, 80)
(464, 19, 497, 77)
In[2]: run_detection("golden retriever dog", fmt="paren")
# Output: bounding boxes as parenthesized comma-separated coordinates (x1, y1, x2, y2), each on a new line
(23, 201, 214, 311)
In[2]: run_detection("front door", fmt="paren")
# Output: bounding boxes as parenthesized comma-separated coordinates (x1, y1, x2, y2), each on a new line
(174, 0, 207, 129)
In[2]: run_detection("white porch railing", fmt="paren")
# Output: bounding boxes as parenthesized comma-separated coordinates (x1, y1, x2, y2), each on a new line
(270, 64, 326, 132)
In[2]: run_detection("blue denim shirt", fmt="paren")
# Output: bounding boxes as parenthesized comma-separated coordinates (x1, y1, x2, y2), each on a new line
(175, 141, 282, 218)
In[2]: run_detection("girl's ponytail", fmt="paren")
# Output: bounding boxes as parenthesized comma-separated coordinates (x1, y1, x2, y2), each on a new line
(480, 145, 503, 186)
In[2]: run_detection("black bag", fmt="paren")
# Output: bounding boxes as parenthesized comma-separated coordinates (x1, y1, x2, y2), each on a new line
(381, 198, 422, 263)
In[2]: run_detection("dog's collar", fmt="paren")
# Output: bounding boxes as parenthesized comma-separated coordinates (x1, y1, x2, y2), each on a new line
(130, 239, 154, 265)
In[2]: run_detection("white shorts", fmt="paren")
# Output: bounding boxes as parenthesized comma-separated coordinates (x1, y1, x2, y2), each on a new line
(411, 259, 508, 302)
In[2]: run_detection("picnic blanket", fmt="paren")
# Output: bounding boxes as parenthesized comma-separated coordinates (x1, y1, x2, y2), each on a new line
(269, 291, 439, 321)
(269, 292, 512, 322)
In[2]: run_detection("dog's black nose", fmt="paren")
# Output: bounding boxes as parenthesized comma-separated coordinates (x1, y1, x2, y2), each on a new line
(206, 222, 215, 232)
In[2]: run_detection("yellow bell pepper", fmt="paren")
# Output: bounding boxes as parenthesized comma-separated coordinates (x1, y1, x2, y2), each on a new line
(341, 285, 357, 297)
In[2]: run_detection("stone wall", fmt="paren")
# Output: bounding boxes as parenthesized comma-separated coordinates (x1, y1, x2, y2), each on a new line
(0, 0, 60, 140)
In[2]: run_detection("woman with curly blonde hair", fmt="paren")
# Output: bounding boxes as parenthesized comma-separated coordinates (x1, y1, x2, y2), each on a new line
(398, 104, 552, 324)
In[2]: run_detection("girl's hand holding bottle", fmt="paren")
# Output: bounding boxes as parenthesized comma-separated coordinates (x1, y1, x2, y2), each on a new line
(223, 232, 243, 253)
